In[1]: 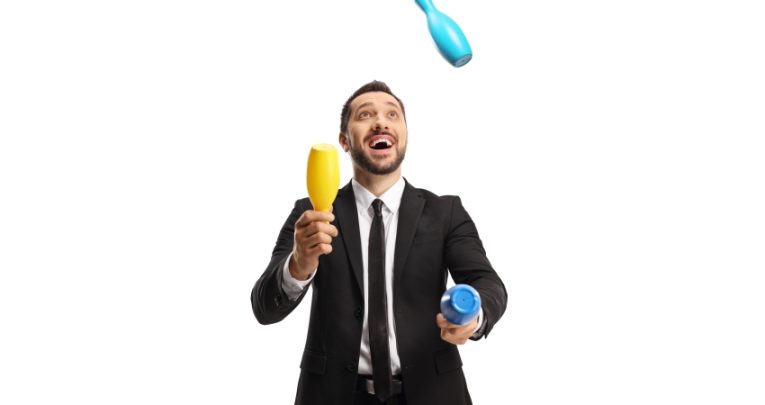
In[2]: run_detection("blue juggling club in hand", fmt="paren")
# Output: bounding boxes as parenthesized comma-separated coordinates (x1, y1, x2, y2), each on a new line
(440, 284, 481, 325)
(415, 0, 473, 67)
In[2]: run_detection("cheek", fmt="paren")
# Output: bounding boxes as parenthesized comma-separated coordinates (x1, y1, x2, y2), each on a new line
(398, 132, 408, 148)
(349, 134, 365, 150)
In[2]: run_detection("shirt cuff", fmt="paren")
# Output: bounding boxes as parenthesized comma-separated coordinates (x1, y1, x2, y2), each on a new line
(281, 253, 316, 300)
(470, 307, 485, 338)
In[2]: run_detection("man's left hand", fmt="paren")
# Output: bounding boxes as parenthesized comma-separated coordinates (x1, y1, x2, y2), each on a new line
(436, 313, 477, 345)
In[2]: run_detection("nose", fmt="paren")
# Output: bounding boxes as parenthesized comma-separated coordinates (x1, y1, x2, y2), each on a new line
(373, 114, 389, 131)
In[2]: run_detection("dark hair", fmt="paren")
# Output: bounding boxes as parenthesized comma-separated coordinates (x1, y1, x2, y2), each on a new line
(339, 80, 406, 134)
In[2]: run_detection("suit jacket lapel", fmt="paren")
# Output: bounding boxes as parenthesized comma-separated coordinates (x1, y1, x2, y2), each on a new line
(335, 181, 364, 295)
(394, 180, 425, 288)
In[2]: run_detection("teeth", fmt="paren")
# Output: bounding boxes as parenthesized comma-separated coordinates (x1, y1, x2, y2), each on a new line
(372, 139, 391, 148)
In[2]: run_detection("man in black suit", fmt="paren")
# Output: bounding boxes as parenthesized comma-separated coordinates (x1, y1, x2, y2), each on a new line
(252, 80, 507, 405)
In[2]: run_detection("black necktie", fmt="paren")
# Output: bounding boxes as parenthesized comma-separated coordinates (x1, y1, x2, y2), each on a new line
(369, 199, 392, 401)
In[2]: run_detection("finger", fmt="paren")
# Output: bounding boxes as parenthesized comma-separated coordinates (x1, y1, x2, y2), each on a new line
(299, 210, 335, 226)
(442, 325, 468, 337)
(295, 212, 311, 229)
(318, 223, 339, 238)
(319, 243, 333, 255)
(309, 222, 338, 238)
(451, 324, 474, 336)
(436, 313, 449, 329)
(298, 243, 332, 260)
(301, 227, 337, 246)
(310, 243, 333, 256)
(440, 330, 467, 346)
(436, 314, 463, 331)
(302, 222, 338, 240)
(305, 232, 333, 248)
(442, 328, 470, 345)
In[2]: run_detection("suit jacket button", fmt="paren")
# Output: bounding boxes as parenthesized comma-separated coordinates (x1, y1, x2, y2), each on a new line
(354, 307, 362, 318)
(346, 363, 357, 373)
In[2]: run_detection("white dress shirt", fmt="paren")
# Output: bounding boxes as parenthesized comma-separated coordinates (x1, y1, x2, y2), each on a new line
(281, 176, 481, 377)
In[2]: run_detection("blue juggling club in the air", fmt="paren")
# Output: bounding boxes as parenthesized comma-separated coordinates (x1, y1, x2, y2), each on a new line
(415, 0, 473, 67)
(441, 284, 481, 325)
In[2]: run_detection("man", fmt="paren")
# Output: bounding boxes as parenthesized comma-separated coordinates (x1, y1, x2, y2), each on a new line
(252, 80, 507, 405)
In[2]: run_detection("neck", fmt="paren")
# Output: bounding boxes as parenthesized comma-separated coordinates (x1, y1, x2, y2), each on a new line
(353, 167, 402, 197)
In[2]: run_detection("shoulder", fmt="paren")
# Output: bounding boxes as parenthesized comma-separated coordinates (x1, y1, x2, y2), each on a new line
(291, 197, 313, 212)
(405, 180, 463, 212)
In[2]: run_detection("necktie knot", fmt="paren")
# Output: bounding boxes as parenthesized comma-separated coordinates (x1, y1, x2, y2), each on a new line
(372, 199, 384, 217)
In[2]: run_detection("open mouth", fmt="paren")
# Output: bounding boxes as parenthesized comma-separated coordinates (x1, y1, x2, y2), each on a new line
(368, 135, 394, 150)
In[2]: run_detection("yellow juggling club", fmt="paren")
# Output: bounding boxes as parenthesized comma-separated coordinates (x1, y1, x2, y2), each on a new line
(306, 144, 340, 212)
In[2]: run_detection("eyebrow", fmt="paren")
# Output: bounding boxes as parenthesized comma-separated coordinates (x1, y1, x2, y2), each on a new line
(355, 101, 401, 112)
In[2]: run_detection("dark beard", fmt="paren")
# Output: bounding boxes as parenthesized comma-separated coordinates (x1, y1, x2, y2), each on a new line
(349, 145, 406, 175)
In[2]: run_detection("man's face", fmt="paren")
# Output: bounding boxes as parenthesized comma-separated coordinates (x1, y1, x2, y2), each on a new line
(340, 91, 408, 175)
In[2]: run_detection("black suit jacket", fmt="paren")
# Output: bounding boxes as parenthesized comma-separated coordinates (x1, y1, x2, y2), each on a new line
(252, 180, 507, 405)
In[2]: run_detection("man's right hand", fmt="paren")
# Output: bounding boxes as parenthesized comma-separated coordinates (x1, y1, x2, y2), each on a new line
(289, 210, 338, 281)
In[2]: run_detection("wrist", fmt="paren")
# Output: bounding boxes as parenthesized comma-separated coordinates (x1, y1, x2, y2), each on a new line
(288, 255, 311, 281)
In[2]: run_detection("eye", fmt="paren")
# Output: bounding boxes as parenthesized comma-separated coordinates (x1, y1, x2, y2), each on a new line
(358, 111, 371, 119)
(388, 111, 398, 119)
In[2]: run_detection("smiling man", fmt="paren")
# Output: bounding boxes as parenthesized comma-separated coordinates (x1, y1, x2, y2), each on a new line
(252, 80, 507, 405)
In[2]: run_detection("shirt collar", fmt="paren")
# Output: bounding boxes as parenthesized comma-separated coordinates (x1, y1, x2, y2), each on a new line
(351, 176, 406, 216)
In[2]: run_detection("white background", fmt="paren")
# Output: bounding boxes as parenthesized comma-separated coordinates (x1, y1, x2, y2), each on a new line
(1, 0, 764, 404)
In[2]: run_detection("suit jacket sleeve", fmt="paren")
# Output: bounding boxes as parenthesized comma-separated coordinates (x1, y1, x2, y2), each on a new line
(251, 198, 312, 325)
(444, 196, 508, 339)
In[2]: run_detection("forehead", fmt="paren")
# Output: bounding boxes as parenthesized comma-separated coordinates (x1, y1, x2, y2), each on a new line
(350, 91, 402, 112)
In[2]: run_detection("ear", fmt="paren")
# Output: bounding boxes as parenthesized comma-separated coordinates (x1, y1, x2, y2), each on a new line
(338, 132, 350, 152)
